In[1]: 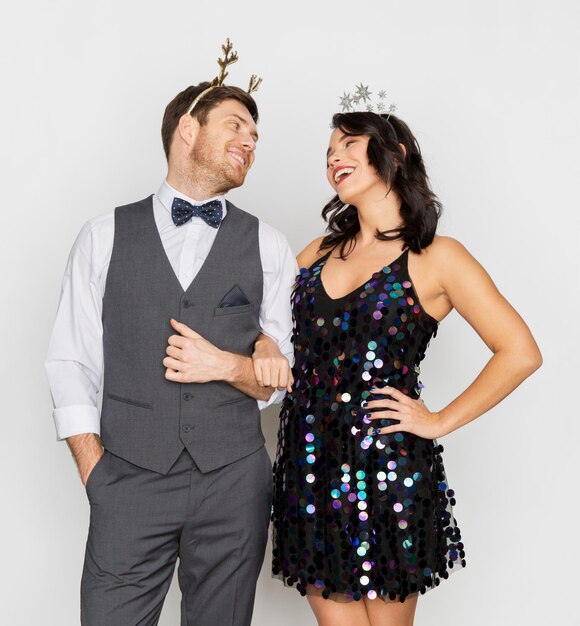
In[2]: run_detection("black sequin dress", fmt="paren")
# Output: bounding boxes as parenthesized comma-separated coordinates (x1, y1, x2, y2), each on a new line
(272, 249, 465, 602)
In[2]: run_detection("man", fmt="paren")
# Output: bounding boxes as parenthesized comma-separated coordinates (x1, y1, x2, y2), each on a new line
(46, 51, 296, 625)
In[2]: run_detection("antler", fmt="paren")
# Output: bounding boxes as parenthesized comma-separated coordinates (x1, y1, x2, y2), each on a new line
(187, 38, 262, 114)
(247, 74, 262, 95)
(214, 38, 239, 86)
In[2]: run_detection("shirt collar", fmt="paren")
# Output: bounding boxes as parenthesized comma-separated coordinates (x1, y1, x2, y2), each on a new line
(156, 180, 227, 221)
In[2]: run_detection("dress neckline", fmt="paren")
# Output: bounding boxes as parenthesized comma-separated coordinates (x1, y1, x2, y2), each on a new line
(318, 249, 408, 302)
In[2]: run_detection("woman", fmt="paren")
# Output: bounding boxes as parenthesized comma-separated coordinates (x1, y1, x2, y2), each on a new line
(253, 111, 542, 626)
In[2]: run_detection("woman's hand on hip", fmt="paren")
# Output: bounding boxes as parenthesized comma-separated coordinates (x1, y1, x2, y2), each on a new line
(365, 386, 448, 439)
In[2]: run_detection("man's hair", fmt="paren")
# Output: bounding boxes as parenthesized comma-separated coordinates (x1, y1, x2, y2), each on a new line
(161, 83, 259, 160)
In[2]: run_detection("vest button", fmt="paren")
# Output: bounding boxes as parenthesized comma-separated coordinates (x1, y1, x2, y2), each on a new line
(182, 424, 193, 433)
(183, 392, 193, 401)
(183, 299, 192, 308)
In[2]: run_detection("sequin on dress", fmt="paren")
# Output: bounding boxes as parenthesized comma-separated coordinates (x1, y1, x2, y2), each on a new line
(272, 249, 466, 602)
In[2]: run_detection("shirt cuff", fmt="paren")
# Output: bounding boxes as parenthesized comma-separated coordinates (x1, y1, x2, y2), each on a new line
(53, 405, 101, 441)
(257, 387, 286, 411)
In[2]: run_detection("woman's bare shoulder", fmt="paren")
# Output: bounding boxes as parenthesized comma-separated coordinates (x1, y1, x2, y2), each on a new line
(297, 236, 327, 269)
(418, 235, 474, 268)
(425, 235, 468, 254)
(418, 235, 493, 295)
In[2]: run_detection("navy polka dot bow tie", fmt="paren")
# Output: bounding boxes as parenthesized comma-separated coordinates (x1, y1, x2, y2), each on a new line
(171, 198, 223, 228)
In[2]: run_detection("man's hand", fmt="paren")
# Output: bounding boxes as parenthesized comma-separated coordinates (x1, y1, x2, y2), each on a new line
(66, 433, 104, 487)
(164, 318, 233, 383)
(252, 334, 293, 392)
(164, 319, 276, 401)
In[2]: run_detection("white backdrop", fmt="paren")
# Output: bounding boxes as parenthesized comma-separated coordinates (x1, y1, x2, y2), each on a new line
(1, 1, 579, 624)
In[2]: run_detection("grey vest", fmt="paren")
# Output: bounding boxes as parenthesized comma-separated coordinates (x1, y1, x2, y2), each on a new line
(100, 196, 264, 474)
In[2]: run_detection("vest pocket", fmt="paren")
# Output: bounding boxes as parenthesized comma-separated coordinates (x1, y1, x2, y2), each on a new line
(106, 392, 153, 410)
(216, 395, 255, 407)
(214, 303, 255, 317)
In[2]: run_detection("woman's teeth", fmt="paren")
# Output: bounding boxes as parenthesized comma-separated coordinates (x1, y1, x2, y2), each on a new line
(334, 167, 354, 183)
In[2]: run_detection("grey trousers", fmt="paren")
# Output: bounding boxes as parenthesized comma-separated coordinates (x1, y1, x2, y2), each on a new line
(81, 446, 272, 626)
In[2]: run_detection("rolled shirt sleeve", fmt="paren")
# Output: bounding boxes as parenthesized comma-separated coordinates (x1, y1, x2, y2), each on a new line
(45, 216, 112, 439)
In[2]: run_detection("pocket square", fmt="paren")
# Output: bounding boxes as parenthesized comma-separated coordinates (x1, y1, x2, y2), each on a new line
(218, 284, 251, 308)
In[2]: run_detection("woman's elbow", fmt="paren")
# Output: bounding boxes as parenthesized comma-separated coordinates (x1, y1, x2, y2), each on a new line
(520, 344, 543, 377)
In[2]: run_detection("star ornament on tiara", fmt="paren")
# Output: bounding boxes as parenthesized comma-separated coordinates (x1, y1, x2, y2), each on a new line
(186, 38, 262, 115)
(338, 83, 397, 117)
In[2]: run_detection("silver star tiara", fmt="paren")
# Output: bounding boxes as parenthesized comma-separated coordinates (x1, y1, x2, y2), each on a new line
(338, 83, 397, 118)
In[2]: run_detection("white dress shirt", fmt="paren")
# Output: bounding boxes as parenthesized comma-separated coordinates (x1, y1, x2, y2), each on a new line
(46, 181, 297, 440)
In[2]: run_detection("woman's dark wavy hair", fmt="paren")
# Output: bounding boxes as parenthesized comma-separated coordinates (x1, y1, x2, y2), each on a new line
(321, 112, 442, 257)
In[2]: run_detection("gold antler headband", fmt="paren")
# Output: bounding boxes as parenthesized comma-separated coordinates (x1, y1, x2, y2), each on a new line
(186, 38, 262, 115)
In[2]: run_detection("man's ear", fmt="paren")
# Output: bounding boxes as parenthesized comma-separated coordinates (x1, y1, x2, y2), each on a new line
(177, 113, 200, 148)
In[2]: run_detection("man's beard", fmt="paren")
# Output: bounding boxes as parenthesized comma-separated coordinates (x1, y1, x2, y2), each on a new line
(190, 132, 245, 194)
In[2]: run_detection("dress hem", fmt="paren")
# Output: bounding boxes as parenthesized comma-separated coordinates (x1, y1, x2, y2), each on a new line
(271, 559, 466, 604)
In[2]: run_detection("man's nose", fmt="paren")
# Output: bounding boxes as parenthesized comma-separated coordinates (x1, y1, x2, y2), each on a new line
(242, 134, 256, 152)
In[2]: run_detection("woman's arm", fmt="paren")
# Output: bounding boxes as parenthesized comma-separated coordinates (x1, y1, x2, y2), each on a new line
(369, 237, 542, 438)
(253, 333, 294, 392)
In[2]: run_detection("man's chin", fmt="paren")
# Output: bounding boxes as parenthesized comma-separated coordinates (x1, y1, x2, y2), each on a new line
(226, 171, 247, 190)
(215, 177, 244, 195)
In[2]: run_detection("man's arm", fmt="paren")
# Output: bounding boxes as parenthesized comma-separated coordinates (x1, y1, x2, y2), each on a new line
(164, 319, 275, 401)
(254, 225, 297, 407)
(45, 217, 111, 485)
(67, 434, 104, 486)
(164, 225, 297, 404)
(221, 351, 277, 401)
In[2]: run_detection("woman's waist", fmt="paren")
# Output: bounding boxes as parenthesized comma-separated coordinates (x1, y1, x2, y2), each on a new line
(292, 368, 423, 398)
(287, 383, 423, 416)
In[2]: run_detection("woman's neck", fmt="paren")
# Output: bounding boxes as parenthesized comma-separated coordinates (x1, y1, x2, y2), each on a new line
(355, 189, 403, 245)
